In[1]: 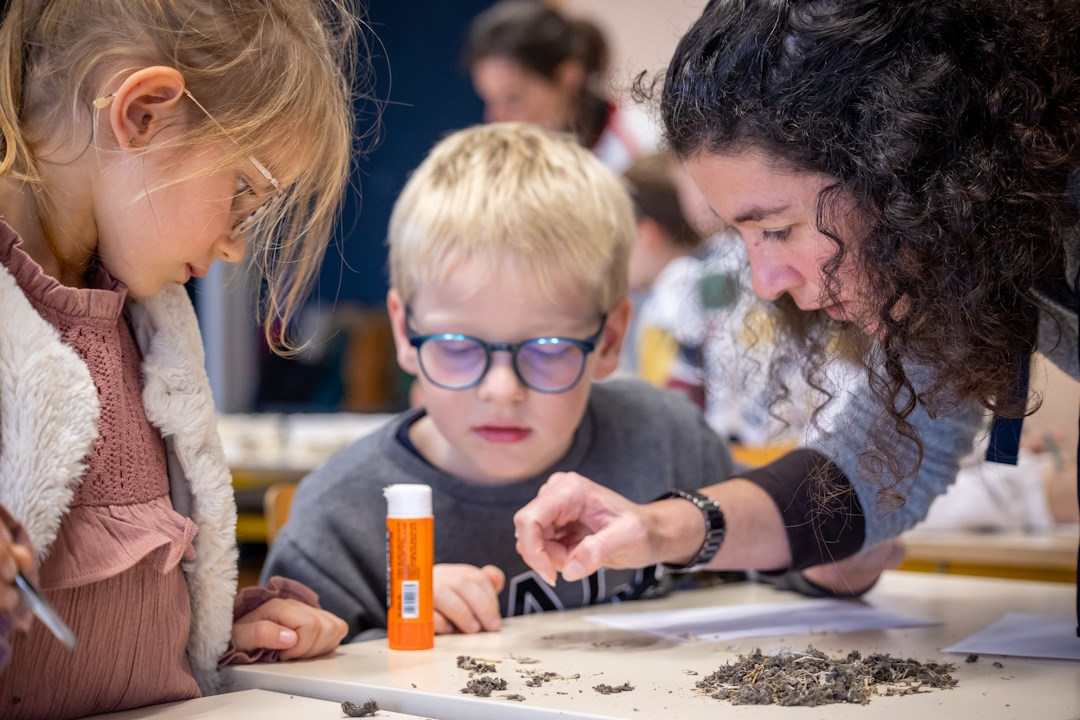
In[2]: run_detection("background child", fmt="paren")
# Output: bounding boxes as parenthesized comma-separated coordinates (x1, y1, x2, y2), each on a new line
(0, 1, 358, 716)
(620, 152, 707, 398)
(262, 123, 737, 639)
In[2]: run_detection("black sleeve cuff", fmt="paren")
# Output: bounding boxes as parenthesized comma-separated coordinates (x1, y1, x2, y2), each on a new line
(739, 449, 865, 571)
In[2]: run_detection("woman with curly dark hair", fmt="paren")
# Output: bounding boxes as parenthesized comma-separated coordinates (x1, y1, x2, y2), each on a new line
(513, 0, 1080, 630)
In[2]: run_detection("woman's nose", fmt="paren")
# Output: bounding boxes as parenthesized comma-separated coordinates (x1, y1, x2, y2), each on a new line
(745, 240, 801, 302)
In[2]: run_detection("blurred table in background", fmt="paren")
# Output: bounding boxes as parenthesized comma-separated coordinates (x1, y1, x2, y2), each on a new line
(218, 412, 393, 542)
(899, 526, 1078, 584)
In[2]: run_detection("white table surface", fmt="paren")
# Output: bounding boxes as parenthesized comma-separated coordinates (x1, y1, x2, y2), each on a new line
(83, 688, 430, 719)
(226, 571, 1080, 720)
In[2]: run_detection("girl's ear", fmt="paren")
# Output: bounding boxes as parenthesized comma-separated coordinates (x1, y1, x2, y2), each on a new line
(592, 295, 632, 380)
(387, 288, 421, 376)
(108, 66, 186, 151)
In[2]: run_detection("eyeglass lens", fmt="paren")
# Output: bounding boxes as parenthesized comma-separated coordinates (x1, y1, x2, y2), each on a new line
(417, 337, 587, 392)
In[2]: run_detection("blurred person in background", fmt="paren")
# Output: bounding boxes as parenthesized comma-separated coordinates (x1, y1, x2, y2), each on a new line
(465, 0, 656, 171)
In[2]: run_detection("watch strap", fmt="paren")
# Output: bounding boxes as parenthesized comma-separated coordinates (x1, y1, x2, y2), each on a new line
(652, 488, 726, 573)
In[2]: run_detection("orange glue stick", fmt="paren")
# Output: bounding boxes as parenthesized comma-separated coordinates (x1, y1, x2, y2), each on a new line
(384, 484, 434, 650)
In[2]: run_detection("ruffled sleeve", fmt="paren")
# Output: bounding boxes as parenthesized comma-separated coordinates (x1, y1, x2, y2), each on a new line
(38, 497, 197, 591)
(218, 576, 322, 666)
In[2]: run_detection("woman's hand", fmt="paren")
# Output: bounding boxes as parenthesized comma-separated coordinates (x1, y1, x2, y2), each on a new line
(513, 472, 680, 585)
(231, 598, 348, 661)
(801, 539, 906, 596)
(0, 523, 33, 613)
(433, 563, 505, 634)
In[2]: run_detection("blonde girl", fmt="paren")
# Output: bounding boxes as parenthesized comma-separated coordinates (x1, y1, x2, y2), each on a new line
(0, 1, 363, 716)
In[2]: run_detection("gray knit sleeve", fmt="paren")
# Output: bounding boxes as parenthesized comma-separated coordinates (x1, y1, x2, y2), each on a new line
(807, 363, 985, 548)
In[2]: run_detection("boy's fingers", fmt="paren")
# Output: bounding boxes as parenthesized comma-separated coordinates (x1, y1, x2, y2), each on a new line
(454, 576, 501, 632)
(434, 610, 455, 635)
(481, 565, 505, 594)
(433, 587, 480, 634)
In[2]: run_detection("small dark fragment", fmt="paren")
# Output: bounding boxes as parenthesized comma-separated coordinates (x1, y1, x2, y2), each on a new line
(992, 661, 1003, 669)
(461, 677, 508, 697)
(594, 682, 634, 694)
(965, 654, 979, 663)
(457, 655, 497, 675)
(525, 672, 559, 687)
(341, 699, 379, 717)
(503, 694, 526, 702)
(697, 645, 957, 707)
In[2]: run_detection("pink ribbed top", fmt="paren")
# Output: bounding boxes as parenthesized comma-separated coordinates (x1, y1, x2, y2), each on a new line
(0, 224, 201, 719)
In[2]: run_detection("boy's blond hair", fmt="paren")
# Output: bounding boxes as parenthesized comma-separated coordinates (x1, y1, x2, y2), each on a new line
(0, 0, 364, 353)
(388, 123, 634, 314)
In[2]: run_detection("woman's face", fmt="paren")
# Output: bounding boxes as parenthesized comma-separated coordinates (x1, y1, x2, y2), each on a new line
(683, 150, 866, 325)
(471, 56, 577, 129)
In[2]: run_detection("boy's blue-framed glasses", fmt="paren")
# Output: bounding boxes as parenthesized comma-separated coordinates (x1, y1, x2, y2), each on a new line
(405, 307, 607, 394)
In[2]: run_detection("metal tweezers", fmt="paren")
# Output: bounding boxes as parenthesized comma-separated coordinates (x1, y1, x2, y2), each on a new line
(14, 571, 76, 650)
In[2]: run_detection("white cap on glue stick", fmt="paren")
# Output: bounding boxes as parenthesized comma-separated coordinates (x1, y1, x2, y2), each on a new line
(383, 484, 432, 518)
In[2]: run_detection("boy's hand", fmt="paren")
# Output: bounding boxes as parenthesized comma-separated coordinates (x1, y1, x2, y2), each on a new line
(0, 523, 34, 613)
(231, 598, 348, 661)
(433, 564, 505, 634)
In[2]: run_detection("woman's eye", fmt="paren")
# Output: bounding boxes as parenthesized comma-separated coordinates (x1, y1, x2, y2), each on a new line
(761, 227, 791, 242)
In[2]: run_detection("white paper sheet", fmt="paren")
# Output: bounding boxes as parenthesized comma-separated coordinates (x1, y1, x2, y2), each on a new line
(943, 612, 1080, 661)
(585, 598, 937, 642)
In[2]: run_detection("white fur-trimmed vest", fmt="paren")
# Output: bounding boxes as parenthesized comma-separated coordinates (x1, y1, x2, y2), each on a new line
(0, 264, 237, 693)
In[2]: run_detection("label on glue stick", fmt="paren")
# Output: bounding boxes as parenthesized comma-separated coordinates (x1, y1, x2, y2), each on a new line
(386, 515, 434, 649)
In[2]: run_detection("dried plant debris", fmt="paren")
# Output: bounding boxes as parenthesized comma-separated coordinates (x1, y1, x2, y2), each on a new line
(461, 677, 508, 697)
(456, 655, 497, 676)
(525, 672, 559, 688)
(503, 694, 526, 702)
(697, 646, 957, 707)
(511, 655, 541, 664)
(966, 654, 979, 663)
(594, 682, 635, 694)
(341, 699, 380, 717)
(517, 668, 581, 686)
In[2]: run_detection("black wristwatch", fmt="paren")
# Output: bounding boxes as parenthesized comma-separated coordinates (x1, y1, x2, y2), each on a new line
(652, 489, 726, 573)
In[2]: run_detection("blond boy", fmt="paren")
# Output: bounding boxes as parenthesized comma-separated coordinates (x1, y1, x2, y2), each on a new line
(263, 124, 735, 638)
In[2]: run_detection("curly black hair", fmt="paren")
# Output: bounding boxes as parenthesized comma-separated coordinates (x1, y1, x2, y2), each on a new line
(660, 0, 1080, 505)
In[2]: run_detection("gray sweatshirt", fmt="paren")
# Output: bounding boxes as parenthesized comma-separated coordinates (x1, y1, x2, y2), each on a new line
(261, 379, 736, 639)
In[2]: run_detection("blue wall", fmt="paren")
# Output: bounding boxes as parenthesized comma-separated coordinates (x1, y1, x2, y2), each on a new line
(317, 0, 492, 308)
